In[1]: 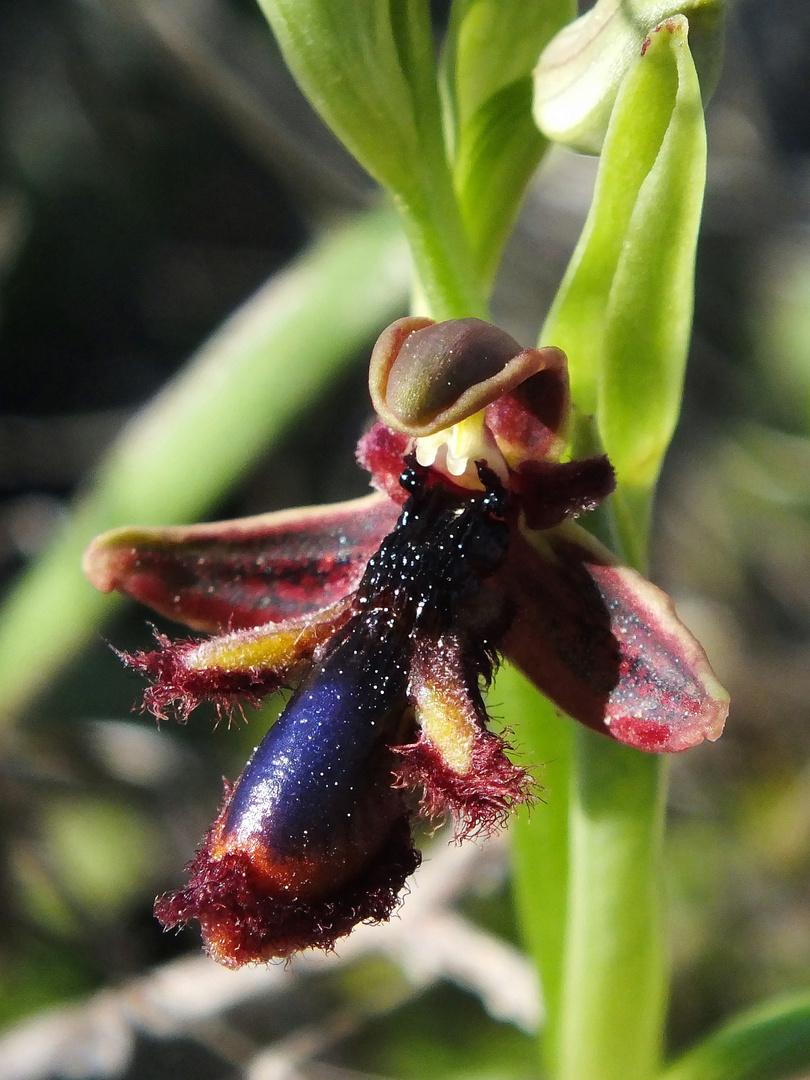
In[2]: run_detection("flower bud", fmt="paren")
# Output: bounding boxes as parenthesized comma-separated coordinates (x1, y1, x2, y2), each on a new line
(533, 0, 724, 154)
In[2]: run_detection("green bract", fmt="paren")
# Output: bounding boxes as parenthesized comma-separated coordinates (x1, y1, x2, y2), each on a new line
(442, 0, 574, 283)
(533, 0, 723, 155)
(256, 0, 443, 201)
(256, 0, 578, 316)
(542, 15, 707, 565)
(256, 0, 482, 319)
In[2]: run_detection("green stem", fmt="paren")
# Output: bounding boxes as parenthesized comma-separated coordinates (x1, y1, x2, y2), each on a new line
(397, 184, 489, 320)
(555, 731, 669, 1080)
(531, 414, 667, 1079)
(507, 669, 573, 1073)
(610, 483, 655, 575)
(399, 40, 670, 1071)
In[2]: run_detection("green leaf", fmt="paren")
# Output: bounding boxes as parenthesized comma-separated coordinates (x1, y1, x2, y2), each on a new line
(599, 17, 707, 550)
(257, 0, 484, 319)
(534, 0, 724, 154)
(661, 991, 810, 1080)
(442, 0, 575, 284)
(543, 16, 707, 563)
(0, 208, 411, 720)
(453, 79, 546, 287)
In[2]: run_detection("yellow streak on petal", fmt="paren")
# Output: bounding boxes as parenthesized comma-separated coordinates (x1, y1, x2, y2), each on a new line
(413, 682, 477, 775)
(186, 623, 327, 673)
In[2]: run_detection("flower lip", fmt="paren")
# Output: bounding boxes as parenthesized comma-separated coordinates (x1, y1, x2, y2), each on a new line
(155, 809, 420, 966)
(219, 625, 411, 865)
(153, 594, 420, 965)
(152, 459, 525, 964)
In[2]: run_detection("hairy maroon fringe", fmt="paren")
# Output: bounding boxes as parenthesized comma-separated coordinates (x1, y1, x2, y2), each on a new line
(118, 631, 284, 724)
(154, 814, 421, 966)
(392, 729, 535, 841)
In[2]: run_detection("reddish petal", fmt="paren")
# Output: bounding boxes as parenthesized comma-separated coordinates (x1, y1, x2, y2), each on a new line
(124, 604, 348, 723)
(394, 633, 534, 838)
(484, 351, 570, 466)
(512, 455, 616, 530)
(355, 422, 411, 502)
(498, 524, 729, 753)
(83, 494, 399, 632)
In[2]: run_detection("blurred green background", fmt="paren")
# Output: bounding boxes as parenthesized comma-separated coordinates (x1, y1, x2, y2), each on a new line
(1, 1, 810, 1077)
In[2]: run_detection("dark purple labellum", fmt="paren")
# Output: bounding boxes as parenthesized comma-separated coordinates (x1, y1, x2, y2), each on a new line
(155, 462, 514, 964)
(222, 623, 412, 867)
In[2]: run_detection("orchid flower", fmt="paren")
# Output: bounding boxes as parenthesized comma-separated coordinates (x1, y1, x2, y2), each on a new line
(83, 317, 729, 968)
